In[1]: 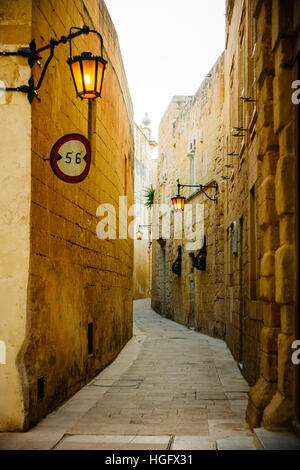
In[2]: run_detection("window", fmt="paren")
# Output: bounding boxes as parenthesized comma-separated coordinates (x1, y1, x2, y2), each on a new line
(232, 221, 238, 255)
(188, 151, 196, 195)
(172, 119, 177, 138)
(161, 182, 167, 204)
(162, 153, 167, 181)
(239, 34, 246, 128)
(227, 227, 233, 287)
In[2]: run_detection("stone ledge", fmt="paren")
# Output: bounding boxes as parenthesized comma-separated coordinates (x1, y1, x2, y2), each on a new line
(254, 427, 300, 450)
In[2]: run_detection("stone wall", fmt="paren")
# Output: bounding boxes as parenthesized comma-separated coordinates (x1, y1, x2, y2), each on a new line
(152, 0, 300, 432)
(223, 0, 264, 387)
(0, 1, 32, 432)
(0, 0, 134, 430)
(246, 0, 300, 431)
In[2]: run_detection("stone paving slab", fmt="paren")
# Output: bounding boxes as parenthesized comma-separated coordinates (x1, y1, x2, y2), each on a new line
(0, 299, 251, 450)
(55, 434, 171, 450)
(208, 419, 251, 440)
(217, 436, 255, 450)
(172, 436, 216, 450)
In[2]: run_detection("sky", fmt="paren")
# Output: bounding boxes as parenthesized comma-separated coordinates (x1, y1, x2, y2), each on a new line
(104, 0, 226, 143)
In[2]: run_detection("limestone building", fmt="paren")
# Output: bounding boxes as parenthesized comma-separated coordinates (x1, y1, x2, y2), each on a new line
(133, 114, 157, 299)
(151, 57, 225, 336)
(224, 0, 300, 433)
(152, 0, 300, 433)
(0, 0, 134, 430)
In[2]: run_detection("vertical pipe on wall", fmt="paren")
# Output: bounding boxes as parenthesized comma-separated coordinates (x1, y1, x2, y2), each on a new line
(294, 52, 300, 437)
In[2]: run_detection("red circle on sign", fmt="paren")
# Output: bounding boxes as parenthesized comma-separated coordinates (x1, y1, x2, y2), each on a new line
(50, 134, 91, 183)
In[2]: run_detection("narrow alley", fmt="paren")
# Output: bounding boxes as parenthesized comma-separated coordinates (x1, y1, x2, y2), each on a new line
(1, 0, 300, 454)
(0, 300, 251, 450)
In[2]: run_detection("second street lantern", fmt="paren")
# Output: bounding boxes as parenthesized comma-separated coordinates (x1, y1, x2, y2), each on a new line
(171, 180, 218, 211)
(171, 195, 185, 212)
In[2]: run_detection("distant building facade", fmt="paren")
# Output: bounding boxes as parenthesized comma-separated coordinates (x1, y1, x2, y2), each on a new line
(133, 114, 157, 299)
(151, 57, 225, 336)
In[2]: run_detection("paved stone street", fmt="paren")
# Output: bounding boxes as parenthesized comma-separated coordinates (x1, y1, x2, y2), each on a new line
(0, 299, 252, 450)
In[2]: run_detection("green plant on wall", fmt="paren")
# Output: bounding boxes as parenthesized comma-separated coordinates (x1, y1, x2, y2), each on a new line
(144, 185, 155, 208)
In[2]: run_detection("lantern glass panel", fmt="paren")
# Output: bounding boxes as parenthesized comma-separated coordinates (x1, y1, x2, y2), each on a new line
(96, 61, 105, 94)
(172, 196, 185, 212)
(82, 59, 96, 92)
(71, 60, 84, 94)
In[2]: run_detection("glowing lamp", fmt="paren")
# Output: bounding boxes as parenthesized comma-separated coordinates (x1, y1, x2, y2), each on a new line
(171, 195, 185, 212)
(136, 230, 143, 240)
(0, 25, 107, 104)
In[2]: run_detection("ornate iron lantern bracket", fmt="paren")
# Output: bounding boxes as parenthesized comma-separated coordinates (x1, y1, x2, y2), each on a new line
(0, 25, 106, 103)
(172, 180, 218, 209)
(172, 246, 182, 275)
(192, 236, 207, 271)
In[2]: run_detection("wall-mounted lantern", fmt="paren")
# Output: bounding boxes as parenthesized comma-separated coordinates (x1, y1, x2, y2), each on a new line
(171, 193, 186, 212)
(68, 27, 106, 100)
(136, 229, 143, 240)
(136, 224, 152, 240)
(0, 25, 107, 103)
(232, 221, 238, 254)
(171, 180, 218, 211)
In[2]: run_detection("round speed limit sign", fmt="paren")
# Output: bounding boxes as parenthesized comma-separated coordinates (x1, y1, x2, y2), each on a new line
(50, 134, 91, 183)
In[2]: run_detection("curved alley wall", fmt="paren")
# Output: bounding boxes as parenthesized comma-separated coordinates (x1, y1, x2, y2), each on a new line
(152, 0, 300, 432)
(0, 0, 134, 430)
